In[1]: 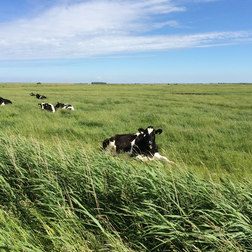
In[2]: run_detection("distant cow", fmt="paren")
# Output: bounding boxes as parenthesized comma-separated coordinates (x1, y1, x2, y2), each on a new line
(36, 94, 47, 99)
(0, 97, 12, 105)
(38, 103, 55, 112)
(103, 126, 174, 164)
(55, 102, 74, 111)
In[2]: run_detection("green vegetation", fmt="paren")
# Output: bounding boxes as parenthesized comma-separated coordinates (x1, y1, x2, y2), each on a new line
(1, 83, 251, 179)
(0, 83, 251, 251)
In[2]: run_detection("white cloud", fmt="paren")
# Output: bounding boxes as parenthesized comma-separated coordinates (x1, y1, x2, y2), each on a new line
(152, 20, 181, 29)
(0, 0, 251, 60)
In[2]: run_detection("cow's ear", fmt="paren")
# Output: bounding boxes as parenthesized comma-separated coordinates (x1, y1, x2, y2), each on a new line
(138, 128, 145, 134)
(156, 129, 163, 134)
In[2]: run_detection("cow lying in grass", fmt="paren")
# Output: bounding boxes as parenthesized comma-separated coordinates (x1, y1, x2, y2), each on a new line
(55, 102, 74, 111)
(103, 126, 174, 164)
(36, 94, 47, 99)
(38, 103, 55, 112)
(0, 97, 12, 105)
(30, 92, 47, 99)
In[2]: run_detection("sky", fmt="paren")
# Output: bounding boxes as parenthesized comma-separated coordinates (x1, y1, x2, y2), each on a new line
(0, 0, 252, 83)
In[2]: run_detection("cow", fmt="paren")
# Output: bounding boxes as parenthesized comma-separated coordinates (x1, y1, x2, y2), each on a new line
(0, 97, 12, 105)
(30, 92, 36, 96)
(38, 103, 55, 112)
(55, 102, 74, 111)
(102, 126, 174, 164)
(36, 94, 47, 99)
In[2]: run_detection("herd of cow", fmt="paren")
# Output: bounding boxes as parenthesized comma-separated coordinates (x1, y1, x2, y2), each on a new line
(0, 93, 74, 113)
(1, 93, 174, 164)
(30, 92, 75, 112)
(38, 102, 74, 113)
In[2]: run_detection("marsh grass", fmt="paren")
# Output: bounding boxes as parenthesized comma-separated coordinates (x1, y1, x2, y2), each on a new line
(0, 83, 252, 250)
(3, 83, 251, 179)
(0, 135, 251, 251)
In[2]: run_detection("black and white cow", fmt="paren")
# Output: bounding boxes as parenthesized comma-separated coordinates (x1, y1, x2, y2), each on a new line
(103, 126, 174, 164)
(55, 102, 74, 111)
(36, 94, 47, 99)
(38, 103, 55, 112)
(0, 97, 12, 105)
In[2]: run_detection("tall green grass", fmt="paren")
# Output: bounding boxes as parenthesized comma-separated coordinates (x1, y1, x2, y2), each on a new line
(1, 83, 252, 250)
(0, 83, 251, 180)
(0, 135, 251, 251)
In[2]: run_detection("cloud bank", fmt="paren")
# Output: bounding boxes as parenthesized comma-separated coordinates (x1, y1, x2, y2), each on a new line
(0, 0, 251, 60)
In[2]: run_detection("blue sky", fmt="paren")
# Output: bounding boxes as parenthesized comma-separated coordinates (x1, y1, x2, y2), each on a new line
(0, 0, 252, 83)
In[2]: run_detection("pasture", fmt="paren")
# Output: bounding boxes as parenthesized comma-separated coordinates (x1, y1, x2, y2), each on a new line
(0, 83, 252, 251)
(1, 83, 251, 180)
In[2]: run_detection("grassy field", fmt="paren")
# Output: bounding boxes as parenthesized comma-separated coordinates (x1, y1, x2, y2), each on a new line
(0, 83, 252, 251)
(1, 83, 251, 179)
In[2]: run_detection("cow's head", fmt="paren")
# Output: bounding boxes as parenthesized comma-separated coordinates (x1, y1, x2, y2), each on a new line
(138, 126, 162, 151)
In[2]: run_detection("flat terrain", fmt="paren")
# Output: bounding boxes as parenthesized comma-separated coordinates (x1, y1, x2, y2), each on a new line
(1, 83, 251, 180)
(0, 83, 251, 251)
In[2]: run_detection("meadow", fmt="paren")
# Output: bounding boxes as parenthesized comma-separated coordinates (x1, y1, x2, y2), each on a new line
(0, 83, 251, 251)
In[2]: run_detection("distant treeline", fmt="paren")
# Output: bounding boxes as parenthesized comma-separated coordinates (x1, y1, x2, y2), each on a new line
(91, 82, 107, 84)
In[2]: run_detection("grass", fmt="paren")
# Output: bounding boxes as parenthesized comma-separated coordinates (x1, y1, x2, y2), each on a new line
(0, 83, 252, 250)
(0, 83, 251, 180)
(0, 135, 251, 251)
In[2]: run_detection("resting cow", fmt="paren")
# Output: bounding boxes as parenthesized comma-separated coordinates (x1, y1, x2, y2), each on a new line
(103, 126, 174, 164)
(36, 94, 47, 99)
(0, 97, 12, 105)
(55, 102, 74, 111)
(38, 103, 55, 112)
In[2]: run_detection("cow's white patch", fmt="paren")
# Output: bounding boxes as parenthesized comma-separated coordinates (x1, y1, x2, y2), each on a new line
(136, 155, 149, 162)
(51, 104, 56, 113)
(129, 132, 142, 154)
(63, 105, 74, 110)
(107, 140, 116, 154)
(130, 139, 136, 154)
(153, 152, 175, 164)
(147, 127, 153, 135)
(136, 153, 175, 164)
(0, 103, 5, 106)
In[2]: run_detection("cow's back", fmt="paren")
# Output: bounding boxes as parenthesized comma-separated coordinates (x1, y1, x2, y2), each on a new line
(103, 134, 139, 153)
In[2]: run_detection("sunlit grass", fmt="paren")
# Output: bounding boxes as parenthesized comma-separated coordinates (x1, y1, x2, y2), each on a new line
(1, 83, 252, 180)
(0, 83, 252, 250)
(0, 135, 251, 251)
